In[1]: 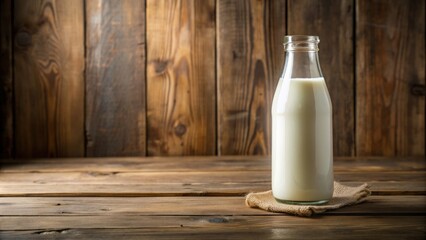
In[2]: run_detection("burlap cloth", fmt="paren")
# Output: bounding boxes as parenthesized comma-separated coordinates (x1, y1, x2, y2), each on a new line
(245, 182, 371, 217)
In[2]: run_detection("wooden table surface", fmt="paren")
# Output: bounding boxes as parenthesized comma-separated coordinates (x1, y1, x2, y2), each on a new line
(0, 156, 425, 239)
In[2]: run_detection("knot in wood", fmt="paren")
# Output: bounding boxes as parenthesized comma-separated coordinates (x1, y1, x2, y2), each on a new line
(174, 123, 187, 136)
(208, 217, 229, 223)
(16, 31, 32, 47)
(411, 84, 426, 96)
(153, 59, 170, 74)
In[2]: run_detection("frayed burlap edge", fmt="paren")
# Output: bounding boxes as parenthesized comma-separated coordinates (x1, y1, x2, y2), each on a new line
(245, 182, 371, 217)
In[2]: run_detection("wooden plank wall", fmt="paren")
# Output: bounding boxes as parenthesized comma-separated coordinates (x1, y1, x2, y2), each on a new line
(13, 0, 85, 158)
(0, 0, 13, 159)
(0, 0, 424, 158)
(146, 0, 216, 156)
(356, 0, 425, 156)
(287, 0, 355, 156)
(217, 0, 286, 155)
(85, 0, 146, 157)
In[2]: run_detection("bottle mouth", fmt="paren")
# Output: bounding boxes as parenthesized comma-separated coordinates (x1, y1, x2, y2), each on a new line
(284, 35, 320, 52)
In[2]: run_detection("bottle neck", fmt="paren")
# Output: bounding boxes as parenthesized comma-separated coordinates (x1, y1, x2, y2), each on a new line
(281, 51, 323, 79)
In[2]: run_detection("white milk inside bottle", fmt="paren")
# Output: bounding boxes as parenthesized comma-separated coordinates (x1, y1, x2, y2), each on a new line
(272, 36, 333, 204)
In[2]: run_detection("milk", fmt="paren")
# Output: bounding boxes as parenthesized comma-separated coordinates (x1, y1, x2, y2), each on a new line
(272, 77, 333, 203)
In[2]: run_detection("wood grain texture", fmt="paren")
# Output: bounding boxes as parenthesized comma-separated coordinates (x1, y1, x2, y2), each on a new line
(2, 171, 423, 184)
(0, 157, 425, 239)
(1, 196, 425, 216)
(85, 0, 146, 157)
(146, 0, 216, 156)
(0, 0, 13, 159)
(287, 0, 355, 156)
(13, 0, 84, 157)
(1, 158, 424, 199)
(2, 221, 425, 240)
(217, 0, 286, 155)
(0, 216, 424, 237)
(1, 156, 424, 173)
(356, 0, 425, 156)
(1, 171, 424, 197)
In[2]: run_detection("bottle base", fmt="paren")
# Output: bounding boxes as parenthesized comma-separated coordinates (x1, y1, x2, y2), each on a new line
(274, 198, 329, 205)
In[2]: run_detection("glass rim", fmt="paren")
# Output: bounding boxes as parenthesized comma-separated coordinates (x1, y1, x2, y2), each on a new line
(284, 35, 320, 44)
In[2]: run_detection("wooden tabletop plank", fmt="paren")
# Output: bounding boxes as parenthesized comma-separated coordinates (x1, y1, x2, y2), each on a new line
(0, 216, 424, 233)
(0, 196, 424, 216)
(2, 156, 424, 172)
(0, 181, 423, 197)
(0, 171, 424, 196)
(0, 171, 423, 183)
(4, 228, 425, 240)
(0, 157, 424, 239)
(1, 225, 425, 240)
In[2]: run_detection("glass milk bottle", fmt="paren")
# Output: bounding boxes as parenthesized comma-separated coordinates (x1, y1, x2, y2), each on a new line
(272, 35, 333, 204)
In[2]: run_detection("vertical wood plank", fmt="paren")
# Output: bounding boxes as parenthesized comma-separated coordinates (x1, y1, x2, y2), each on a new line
(0, 0, 13, 159)
(287, 0, 355, 156)
(217, 0, 286, 155)
(86, 0, 146, 156)
(356, 0, 425, 156)
(14, 0, 84, 157)
(146, 0, 216, 155)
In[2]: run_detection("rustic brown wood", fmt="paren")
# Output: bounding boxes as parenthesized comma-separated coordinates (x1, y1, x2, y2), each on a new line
(6, 0, 424, 159)
(0, 216, 424, 237)
(2, 222, 425, 240)
(1, 196, 424, 216)
(0, 171, 424, 197)
(0, 157, 424, 239)
(146, 0, 216, 156)
(287, 0, 355, 156)
(0, 0, 13, 159)
(13, 0, 84, 158)
(85, 0, 146, 157)
(1, 181, 423, 197)
(217, 0, 286, 155)
(1, 170, 423, 184)
(2, 226, 426, 240)
(356, 0, 425, 156)
(0, 156, 424, 172)
(0, 216, 423, 230)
